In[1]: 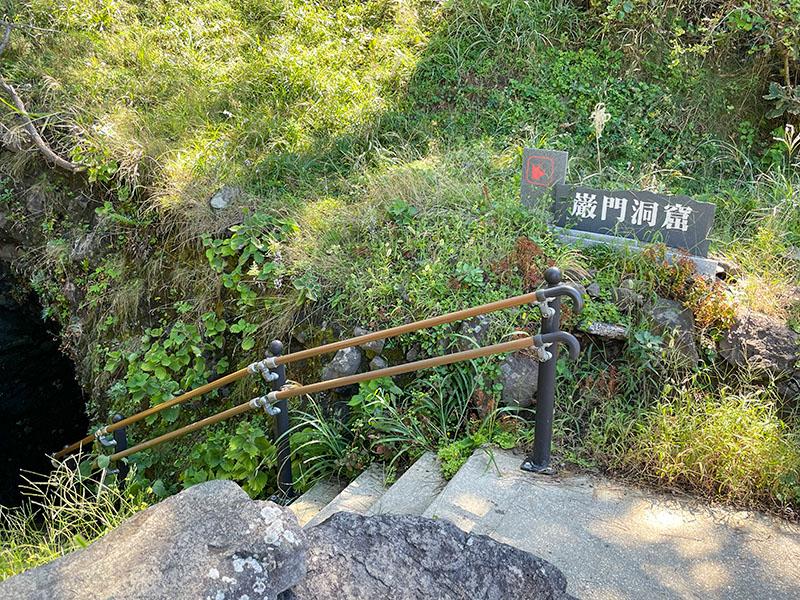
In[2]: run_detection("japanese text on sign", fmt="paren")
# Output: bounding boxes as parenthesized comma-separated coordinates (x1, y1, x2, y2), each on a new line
(569, 194, 695, 232)
(553, 185, 715, 257)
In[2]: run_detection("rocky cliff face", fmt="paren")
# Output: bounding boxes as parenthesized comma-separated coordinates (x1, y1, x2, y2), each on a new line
(0, 175, 99, 389)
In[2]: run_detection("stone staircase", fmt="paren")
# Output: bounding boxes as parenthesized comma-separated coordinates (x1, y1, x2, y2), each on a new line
(290, 451, 446, 528)
(289, 447, 800, 600)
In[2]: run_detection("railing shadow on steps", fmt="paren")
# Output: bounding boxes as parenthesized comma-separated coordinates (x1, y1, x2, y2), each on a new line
(53, 267, 583, 502)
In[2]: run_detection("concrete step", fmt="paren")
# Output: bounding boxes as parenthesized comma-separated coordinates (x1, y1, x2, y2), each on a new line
(288, 478, 346, 527)
(423, 447, 800, 600)
(366, 452, 446, 517)
(304, 463, 387, 528)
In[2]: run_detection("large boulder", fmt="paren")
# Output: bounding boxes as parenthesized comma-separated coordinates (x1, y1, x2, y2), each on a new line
(497, 355, 539, 408)
(282, 512, 577, 600)
(645, 297, 699, 367)
(322, 346, 363, 381)
(719, 309, 799, 374)
(0, 480, 306, 600)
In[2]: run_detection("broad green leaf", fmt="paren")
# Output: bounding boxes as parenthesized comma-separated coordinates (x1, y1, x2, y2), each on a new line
(161, 405, 180, 423)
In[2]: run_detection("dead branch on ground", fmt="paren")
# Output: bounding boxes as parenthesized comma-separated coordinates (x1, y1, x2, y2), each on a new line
(0, 20, 83, 172)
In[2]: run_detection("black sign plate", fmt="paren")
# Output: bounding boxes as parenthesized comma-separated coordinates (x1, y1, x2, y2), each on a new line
(521, 149, 568, 206)
(553, 185, 715, 257)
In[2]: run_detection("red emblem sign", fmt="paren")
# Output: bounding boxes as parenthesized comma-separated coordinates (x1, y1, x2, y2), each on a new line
(526, 156, 554, 187)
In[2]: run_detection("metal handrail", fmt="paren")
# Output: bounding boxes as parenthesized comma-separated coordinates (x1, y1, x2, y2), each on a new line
(53, 284, 582, 460)
(53, 368, 255, 458)
(268, 284, 582, 366)
(55, 266, 584, 497)
(105, 336, 540, 463)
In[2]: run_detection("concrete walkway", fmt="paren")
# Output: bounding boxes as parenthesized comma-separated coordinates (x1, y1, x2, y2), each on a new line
(422, 449, 800, 600)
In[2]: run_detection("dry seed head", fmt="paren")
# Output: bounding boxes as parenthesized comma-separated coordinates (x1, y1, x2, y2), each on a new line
(590, 102, 610, 139)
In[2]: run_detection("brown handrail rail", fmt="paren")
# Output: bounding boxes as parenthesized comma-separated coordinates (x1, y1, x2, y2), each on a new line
(53, 367, 252, 459)
(271, 290, 548, 366)
(106, 336, 535, 462)
(55, 288, 561, 459)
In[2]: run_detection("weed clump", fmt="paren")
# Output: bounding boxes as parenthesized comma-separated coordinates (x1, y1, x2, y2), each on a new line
(626, 388, 800, 510)
(0, 458, 149, 581)
(641, 245, 738, 334)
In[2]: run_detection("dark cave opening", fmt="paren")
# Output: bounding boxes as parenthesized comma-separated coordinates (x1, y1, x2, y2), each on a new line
(0, 263, 89, 507)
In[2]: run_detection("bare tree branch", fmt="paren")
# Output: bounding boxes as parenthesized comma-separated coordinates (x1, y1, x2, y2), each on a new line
(0, 21, 10, 55)
(0, 19, 66, 35)
(0, 21, 83, 172)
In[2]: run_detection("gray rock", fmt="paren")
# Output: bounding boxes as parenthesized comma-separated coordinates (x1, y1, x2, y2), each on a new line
(580, 321, 628, 341)
(777, 375, 800, 403)
(405, 345, 420, 362)
(611, 287, 643, 311)
(645, 297, 699, 367)
(369, 356, 388, 371)
(712, 254, 743, 279)
(70, 232, 100, 262)
(354, 326, 385, 355)
(25, 189, 45, 214)
(63, 281, 80, 306)
(497, 355, 539, 408)
(0, 243, 19, 263)
(456, 315, 493, 351)
(284, 512, 576, 600)
(719, 309, 799, 374)
(787, 246, 800, 262)
(209, 185, 242, 210)
(0, 480, 306, 600)
(564, 281, 586, 300)
(322, 346, 362, 381)
(586, 282, 602, 299)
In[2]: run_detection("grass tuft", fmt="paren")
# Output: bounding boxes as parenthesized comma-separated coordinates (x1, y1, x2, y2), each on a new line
(626, 386, 800, 509)
(0, 457, 147, 581)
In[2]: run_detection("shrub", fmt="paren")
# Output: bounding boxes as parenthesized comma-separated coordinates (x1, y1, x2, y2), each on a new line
(625, 387, 800, 509)
(180, 421, 277, 498)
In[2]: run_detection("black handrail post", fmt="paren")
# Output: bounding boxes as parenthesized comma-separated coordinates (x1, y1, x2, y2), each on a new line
(522, 266, 563, 474)
(269, 340, 294, 499)
(111, 413, 130, 484)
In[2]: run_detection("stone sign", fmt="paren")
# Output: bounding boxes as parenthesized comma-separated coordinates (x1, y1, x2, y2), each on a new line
(519, 148, 718, 274)
(552, 184, 715, 257)
(520, 148, 568, 206)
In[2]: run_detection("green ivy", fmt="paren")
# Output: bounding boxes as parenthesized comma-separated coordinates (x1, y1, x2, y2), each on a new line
(180, 421, 277, 498)
(201, 211, 298, 310)
(104, 317, 218, 425)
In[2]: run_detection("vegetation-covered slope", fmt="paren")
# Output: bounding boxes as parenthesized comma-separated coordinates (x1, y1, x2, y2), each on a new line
(1, 0, 799, 539)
